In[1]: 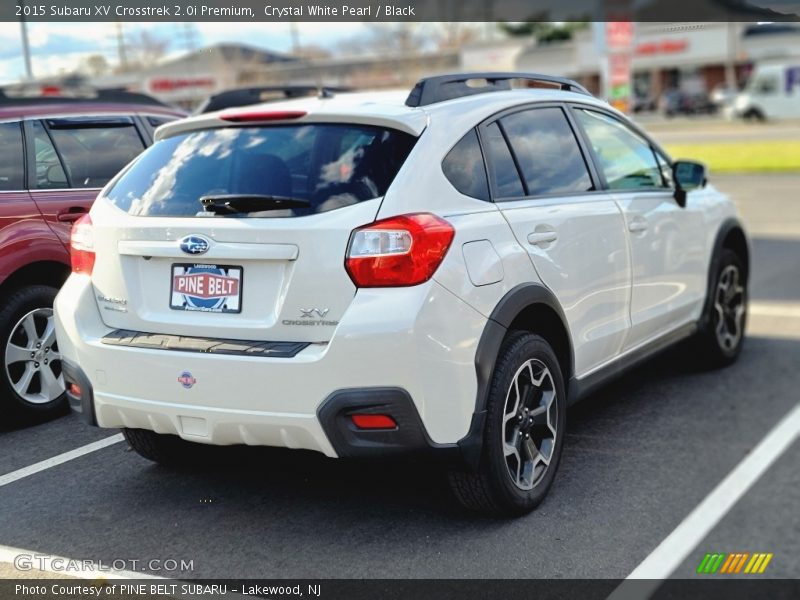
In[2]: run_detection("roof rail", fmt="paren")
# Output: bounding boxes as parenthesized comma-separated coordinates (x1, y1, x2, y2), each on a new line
(196, 85, 353, 114)
(405, 72, 592, 107)
(0, 86, 168, 108)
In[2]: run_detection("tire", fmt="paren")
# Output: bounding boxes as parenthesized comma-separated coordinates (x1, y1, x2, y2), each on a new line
(744, 108, 765, 122)
(692, 248, 748, 369)
(448, 332, 567, 516)
(123, 428, 203, 466)
(0, 285, 68, 421)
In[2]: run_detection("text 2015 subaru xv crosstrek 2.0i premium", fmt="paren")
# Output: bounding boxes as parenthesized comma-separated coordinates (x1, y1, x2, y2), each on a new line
(54, 73, 749, 515)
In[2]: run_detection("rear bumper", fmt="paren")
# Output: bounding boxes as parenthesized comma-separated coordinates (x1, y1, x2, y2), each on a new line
(54, 274, 487, 458)
(318, 387, 458, 460)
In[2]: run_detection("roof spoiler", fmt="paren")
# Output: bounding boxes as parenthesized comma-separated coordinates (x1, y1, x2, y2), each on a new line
(196, 85, 353, 114)
(405, 72, 592, 107)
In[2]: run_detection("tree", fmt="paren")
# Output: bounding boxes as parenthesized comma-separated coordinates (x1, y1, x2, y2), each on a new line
(79, 54, 110, 77)
(336, 24, 436, 56)
(499, 21, 589, 43)
(120, 30, 169, 71)
(437, 23, 481, 50)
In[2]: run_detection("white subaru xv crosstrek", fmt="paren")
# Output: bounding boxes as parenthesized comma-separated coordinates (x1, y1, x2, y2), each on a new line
(54, 73, 749, 515)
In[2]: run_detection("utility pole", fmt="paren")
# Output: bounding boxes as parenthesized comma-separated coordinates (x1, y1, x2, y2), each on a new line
(289, 22, 300, 55)
(725, 22, 738, 92)
(19, 1, 34, 80)
(115, 22, 128, 71)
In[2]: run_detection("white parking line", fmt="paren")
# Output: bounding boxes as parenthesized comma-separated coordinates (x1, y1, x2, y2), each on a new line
(0, 433, 124, 488)
(610, 402, 800, 598)
(749, 301, 800, 319)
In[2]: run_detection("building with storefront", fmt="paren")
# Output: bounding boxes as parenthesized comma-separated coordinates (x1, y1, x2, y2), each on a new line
(460, 23, 800, 108)
(89, 43, 298, 109)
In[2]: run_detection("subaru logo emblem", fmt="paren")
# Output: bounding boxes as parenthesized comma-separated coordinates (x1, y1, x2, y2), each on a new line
(180, 235, 210, 255)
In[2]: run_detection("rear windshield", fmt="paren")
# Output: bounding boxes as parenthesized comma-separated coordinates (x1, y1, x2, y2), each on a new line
(105, 124, 416, 217)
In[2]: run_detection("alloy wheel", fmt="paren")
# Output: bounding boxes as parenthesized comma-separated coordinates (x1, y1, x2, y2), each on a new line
(502, 359, 558, 491)
(4, 308, 64, 404)
(714, 265, 745, 352)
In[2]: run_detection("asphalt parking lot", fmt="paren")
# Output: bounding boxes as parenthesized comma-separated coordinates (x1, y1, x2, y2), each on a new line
(0, 174, 798, 583)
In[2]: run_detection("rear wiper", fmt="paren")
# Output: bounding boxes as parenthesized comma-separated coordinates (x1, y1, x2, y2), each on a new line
(200, 194, 310, 214)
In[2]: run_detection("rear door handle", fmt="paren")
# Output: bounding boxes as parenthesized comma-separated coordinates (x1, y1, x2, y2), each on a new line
(527, 231, 558, 246)
(627, 216, 648, 234)
(57, 207, 88, 222)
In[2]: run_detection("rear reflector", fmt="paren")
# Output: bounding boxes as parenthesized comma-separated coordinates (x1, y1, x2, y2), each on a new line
(350, 414, 398, 430)
(68, 383, 82, 398)
(219, 110, 307, 123)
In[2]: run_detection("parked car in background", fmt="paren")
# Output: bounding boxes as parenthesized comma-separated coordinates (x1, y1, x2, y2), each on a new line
(0, 86, 184, 421)
(632, 93, 657, 114)
(709, 84, 738, 110)
(726, 61, 800, 121)
(659, 88, 717, 117)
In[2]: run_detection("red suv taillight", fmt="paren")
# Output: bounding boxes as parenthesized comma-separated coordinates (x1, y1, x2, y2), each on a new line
(345, 213, 455, 287)
(70, 214, 95, 275)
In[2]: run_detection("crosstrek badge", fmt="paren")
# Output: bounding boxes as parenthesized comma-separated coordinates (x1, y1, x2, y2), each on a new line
(170, 264, 243, 313)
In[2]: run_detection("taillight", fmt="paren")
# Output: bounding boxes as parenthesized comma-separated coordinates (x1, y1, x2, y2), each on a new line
(70, 214, 95, 275)
(345, 213, 454, 287)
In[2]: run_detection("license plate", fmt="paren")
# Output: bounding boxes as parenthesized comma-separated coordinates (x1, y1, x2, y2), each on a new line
(170, 264, 243, 313)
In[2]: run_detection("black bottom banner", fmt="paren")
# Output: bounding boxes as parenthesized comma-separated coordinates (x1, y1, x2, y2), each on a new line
(3, 579, 799, 600)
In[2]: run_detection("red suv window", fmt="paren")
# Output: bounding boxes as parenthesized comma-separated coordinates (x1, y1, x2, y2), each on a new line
(33, 117, 146, 189)
(0, 122, 24, 191)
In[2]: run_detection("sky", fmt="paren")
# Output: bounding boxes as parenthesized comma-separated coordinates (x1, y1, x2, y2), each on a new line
(3, 14, 800, 85)
(0, 22, 366, 84)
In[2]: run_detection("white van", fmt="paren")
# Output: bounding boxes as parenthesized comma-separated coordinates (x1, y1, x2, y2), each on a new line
(727, 61, 800, 120)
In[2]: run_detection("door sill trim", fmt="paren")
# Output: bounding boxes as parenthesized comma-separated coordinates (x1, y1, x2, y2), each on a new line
(568, 321, 697, 404)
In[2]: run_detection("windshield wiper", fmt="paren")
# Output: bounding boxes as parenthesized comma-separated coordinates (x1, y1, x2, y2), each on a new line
(200, 194, 310, 214)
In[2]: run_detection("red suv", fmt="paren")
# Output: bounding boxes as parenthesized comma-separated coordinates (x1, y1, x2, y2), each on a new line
(0, 88, 183, 420)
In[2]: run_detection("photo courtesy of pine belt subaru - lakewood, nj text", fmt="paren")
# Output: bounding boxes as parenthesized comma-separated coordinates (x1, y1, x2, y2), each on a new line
(54, 73, 750, 515)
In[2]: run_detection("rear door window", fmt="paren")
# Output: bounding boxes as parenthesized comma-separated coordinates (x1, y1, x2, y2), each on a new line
(499, 107, 593, 196)
(42, 117, 146, 189)
(32, 121, 68, 189)
(105, 124, 417, 217)
(0, 122, 24, 191)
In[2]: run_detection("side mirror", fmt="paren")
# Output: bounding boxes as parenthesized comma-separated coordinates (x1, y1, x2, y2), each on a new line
(672, 160, 706, 207)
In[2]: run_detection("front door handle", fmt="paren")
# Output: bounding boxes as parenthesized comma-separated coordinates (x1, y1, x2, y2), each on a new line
(627, 216, 648, 234)
(527, 231, 558, 246)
